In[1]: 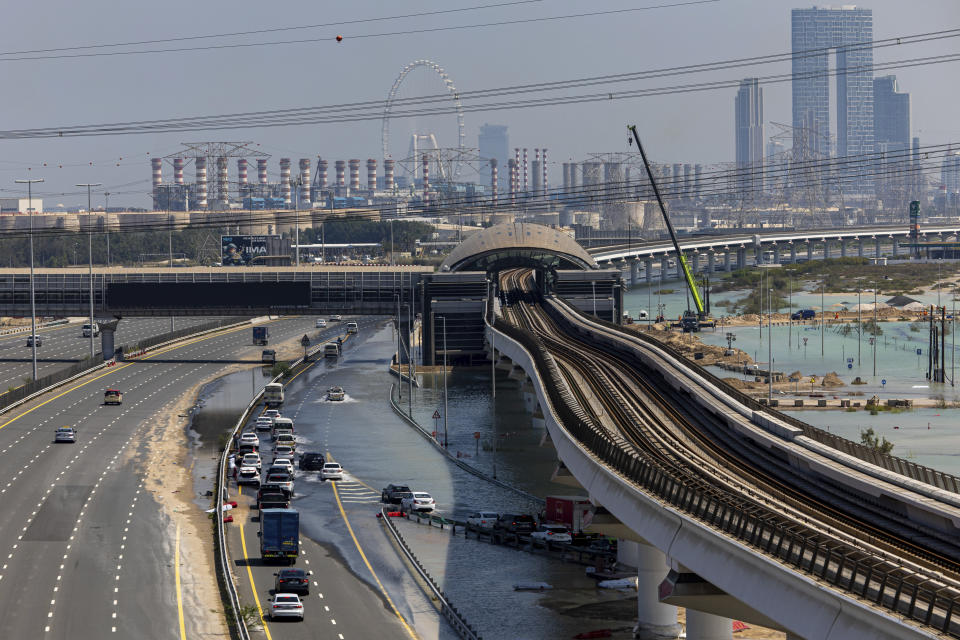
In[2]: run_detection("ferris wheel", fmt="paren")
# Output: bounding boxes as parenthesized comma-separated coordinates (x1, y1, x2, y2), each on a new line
(381, 59, 466, 180)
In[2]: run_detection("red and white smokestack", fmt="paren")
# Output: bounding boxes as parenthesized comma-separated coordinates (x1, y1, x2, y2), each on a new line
(299, 158, 311, 205)
(366, 158, 377, 192)
(348, 159, 360, 193)
(317, 158, 328, 190)
(257, 159, 268, 185)
(522, 148, 528, 192)
(173, 158, 184, 185)
(541, 148, 547, 196)
(280, 158, 292, 206)
(422, 154, 430, 207)
(195, 157, 207, 208)
(490, 158, 498, 205)
(237, 159, 248, 186)
(508, 158, 517, 205)
(216, 157, 229, 209)
(384, 159, 395, 191)
(335, 160, 346, 189)
(151, 158, 163, 201)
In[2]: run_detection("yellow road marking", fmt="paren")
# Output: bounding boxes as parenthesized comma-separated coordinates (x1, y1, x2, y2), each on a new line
(240, 522, 273, 640)
(331, 469, 418, 639)
(175, 523, 187, 640)
(0, 320, 272, 432)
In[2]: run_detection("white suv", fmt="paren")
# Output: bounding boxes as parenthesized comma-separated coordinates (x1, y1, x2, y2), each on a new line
(321, 462, 343, 480)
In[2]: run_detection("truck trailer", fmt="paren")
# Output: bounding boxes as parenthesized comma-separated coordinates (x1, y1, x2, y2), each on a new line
(260, 508, 299, 564)
(253, 326, 270, 346)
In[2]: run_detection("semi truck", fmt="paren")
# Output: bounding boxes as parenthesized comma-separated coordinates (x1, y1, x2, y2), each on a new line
(253, 326, 269, 346)
(260, 508, 299, 564)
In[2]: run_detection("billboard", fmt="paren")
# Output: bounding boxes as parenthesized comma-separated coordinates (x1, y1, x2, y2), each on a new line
(220, 235, 280, 266)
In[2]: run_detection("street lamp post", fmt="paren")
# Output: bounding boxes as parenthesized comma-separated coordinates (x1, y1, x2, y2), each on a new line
(77, 182, 101, 359)
(16, 178, 43, 380)
(439, 315, 449, 448)
(591, 280, 597, 317)
(103, 192, 111, 267)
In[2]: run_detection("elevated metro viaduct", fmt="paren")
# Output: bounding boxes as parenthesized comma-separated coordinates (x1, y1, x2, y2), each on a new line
(0, 223, 623, 366)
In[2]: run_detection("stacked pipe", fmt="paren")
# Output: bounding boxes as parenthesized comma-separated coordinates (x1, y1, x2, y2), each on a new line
(522, 148, 528, 192)
(257, 159, 268, 185)
(490, 158, 498, 205)
(422, 154, 430, 207)
(317, 158, 328, 190)
(384, 159, 395, 191)
(151, 158, 163, 203)
(195, 157, 208, 208)
(348, 159, 360, 194)
(173, 158, 184, 185)
(335, 160, 346, 192)
(366, 158, 377, 192)
(541, 148, 548, 197)
(508, 158, 517, 205)
(299, 158, 311, 205)
(280, 158, 292, 206)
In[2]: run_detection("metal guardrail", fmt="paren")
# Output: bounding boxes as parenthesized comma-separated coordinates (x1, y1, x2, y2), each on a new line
(379, 508, 482, 640)
(492, 316, 960, 638)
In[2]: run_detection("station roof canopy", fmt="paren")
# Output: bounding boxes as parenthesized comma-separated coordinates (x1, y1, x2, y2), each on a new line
(440, 222, 597, 273)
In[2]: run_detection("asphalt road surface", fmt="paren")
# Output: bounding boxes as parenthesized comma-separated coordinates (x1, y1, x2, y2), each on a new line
(0, 315, 329, 639)
(0, 317, 233, 389)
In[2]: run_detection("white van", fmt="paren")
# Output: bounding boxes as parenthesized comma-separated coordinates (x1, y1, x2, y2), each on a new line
(82, 323, 99, 338)
(345, 322, 358, 334)
(323, 343, 341, 359)
(263, 383, 284, 406)
(271, 417, 294, 437)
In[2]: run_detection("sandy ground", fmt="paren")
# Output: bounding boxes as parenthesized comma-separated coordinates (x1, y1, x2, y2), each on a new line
(139, 322, 315, 637)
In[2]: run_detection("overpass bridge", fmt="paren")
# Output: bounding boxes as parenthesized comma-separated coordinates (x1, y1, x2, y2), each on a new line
(589, 224, 960, 284)
(492, 272, 960, 639)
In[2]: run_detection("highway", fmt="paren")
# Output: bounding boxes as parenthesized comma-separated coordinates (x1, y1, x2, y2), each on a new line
(498, 268, 960, 637)
(0, 315, 322, 639)
(0, 316, 233, 389)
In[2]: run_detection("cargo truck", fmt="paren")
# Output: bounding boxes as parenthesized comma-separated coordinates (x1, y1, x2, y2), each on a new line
(253, 326, 269, 346)
(544, 496, 593, 533)
(259, 508, 299, 564)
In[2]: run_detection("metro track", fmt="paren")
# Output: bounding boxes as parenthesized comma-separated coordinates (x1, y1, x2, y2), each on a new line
(499, 269, 960, 606)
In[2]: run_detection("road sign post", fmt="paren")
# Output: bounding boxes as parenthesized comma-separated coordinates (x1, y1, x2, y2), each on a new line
(301, 334, 311, 361)
(433, 409, 441, 441)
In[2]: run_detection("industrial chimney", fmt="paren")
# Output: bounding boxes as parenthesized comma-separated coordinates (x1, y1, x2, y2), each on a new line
(541, 148, 548, 197)
(299, 158, 311, 206)
(257, 159, 268, 185)
(317, 158, 328, 190)
(366, 158, 377, 193)
(195, 157, 207, 209)
(280, 158, 292, 206)
(384, 159, 395, 191)
(173, 158, 184, 185)
(422, 154, 430, 207)
(348, 159, 360, 194)
(335, 160, 346, 196)
(490, 158, 498, 205)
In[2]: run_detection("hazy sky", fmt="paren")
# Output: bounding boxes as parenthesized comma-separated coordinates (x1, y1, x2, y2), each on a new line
(1, 0, 957, 208)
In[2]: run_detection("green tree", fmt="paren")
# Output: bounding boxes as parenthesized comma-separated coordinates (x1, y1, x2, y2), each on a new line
(860, 427, 894, 454)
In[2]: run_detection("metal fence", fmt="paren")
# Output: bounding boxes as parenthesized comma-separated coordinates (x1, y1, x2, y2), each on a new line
(122, 317, 250, 354)
(493, 318, 960, 637)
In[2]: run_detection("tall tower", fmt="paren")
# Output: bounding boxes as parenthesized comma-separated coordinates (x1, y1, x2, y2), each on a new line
(735, 78, 764, 197)
(792, 6, 874, 193)
(478, 124, 509, 191)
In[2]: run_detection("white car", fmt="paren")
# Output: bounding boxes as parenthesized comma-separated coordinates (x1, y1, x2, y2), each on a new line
(263, 409, 281, 421)
(401, 492, 436, 513)
(239, 432, 259, 447)
(241, 453, 261, 471)
(237, 466, 261, 486)
(269, 593, 304, 621)
(320, 462, 343, 481)
(255, 417, 273, 431)
(315, 318, 327, 328)
(466, 511, 500, 529)
(328, 314, 342, 322)
(530, 524, 573, 544)
(271, 458, 295, 475)
(274, 444, 295, 458)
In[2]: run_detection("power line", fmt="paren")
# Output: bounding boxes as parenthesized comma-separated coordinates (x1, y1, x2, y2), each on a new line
(0, 1, 719, 62)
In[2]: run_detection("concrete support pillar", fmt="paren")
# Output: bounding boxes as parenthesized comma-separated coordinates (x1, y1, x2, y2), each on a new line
(857, 240, 864, 258)
(645, 258, 654, 284)
(737, 249, 747, 269)
(893, 237, 899, 256)
(707, 251, 715, 274)
(617, 541, 681, 639)
(691, 253, 700, 273)
(841, 239, 848, 258)
(772, 243, 781, 264)
(806, 241, 813, 261)
(823, 240, 830, 260)
(101, 327, 116, 361)
(789, 242, 797, 264)
(630, 259, 642, 286)
(875, 238, 881, 258)
(676, 255, 684, 280)
(685, 610, 733, 640)
(723, 252, 732, 271)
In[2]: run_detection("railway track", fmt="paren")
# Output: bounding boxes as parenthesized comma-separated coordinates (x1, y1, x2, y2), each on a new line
(497, 268, 960, 637)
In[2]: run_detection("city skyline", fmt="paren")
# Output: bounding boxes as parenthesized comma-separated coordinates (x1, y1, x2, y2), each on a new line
(0, 0, 957, 208)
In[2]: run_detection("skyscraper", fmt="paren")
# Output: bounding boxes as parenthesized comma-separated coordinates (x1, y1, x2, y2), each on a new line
(735, 78, 764, 197)
(873, 75, 910, 153)
(792, 6, 874, 192)
(478, 124, 509, 191)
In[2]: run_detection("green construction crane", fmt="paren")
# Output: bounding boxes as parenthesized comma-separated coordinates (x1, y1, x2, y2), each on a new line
(627, 124, 705, 325)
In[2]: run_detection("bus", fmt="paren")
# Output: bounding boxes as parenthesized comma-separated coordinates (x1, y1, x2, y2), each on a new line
(264, 383, 284, 406)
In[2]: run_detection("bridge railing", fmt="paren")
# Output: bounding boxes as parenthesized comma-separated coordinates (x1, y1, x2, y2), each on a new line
(493, 317, 960, 637)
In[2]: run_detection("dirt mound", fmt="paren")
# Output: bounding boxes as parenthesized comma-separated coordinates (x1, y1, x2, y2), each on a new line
(788, 371, 802, 380)
(821, 372, 845, 387)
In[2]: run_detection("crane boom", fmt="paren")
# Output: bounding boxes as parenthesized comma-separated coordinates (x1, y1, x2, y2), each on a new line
(627, 124, 705, 318)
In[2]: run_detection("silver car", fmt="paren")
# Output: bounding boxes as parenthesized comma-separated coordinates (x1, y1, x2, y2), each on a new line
(54, 427, 76, 443)
(268, 593, 304, 621)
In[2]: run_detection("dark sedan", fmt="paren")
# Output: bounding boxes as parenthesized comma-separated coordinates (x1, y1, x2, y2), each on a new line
(274, 568, 312, 595)
(381, 483, 412, 504)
